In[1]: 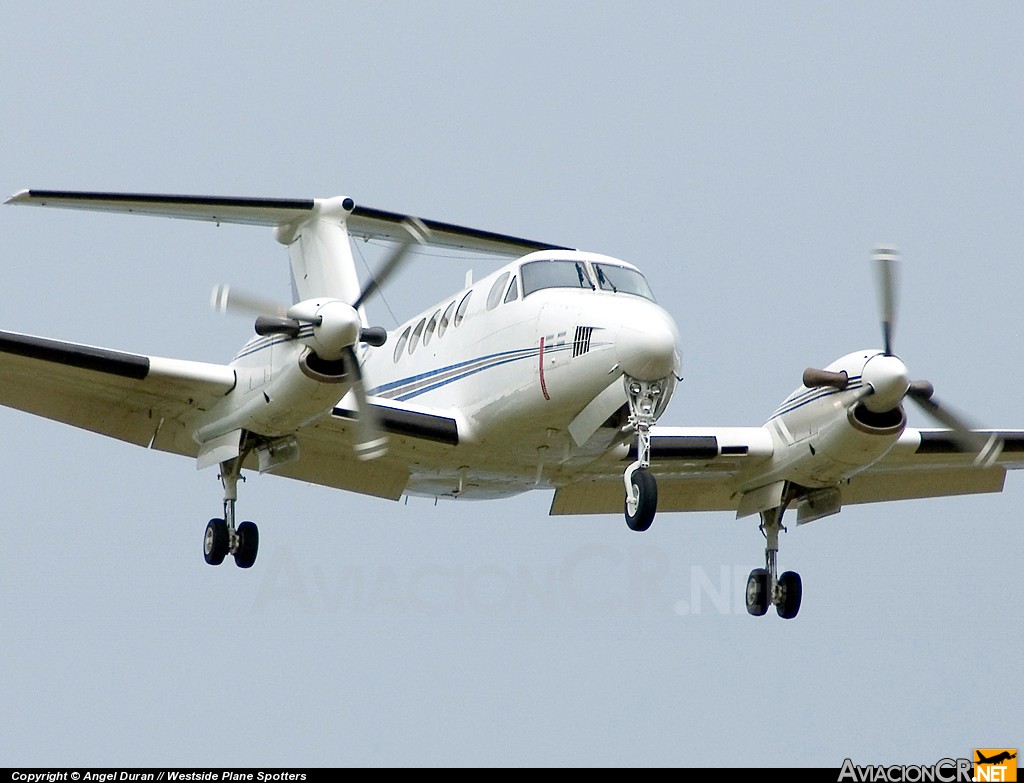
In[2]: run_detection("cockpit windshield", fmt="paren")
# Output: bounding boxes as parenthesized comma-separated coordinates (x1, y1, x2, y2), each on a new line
(520, 259, 656, 301)
(593, 263, 655, 301)
(521, 260, 595, 297)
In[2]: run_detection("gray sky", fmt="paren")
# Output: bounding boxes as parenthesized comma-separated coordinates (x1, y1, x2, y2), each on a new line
(1, 1, 1021, 767)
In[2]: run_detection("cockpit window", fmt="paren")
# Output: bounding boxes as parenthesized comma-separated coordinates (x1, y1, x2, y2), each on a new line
(593, 263, 655, 301)
(521, 260, 595, 297)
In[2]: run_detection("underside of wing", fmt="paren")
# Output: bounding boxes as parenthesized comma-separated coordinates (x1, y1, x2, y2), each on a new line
(267, 400, 461, 500)
(0, 328, 467, 502)
(839, 428, 1024, 504)
(0, 329, 236, 457)
(550, 425, 1024, 517)
(550, 426, 775, 515)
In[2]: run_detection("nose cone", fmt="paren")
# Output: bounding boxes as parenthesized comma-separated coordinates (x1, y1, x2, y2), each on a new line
(615, 304, 680, 380)
(861, 353, 910, 412)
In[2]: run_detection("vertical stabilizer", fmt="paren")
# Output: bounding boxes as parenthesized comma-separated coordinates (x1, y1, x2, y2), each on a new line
(275, 197, 363, 314)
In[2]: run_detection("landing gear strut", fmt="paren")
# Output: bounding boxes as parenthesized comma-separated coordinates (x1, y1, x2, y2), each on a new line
(203, 445, 259, 569)
(623, 377, 663, 532)
(745, 494, 802, 619)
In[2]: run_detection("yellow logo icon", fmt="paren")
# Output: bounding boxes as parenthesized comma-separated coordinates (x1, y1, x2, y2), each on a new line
(975, 749, 1017, 782)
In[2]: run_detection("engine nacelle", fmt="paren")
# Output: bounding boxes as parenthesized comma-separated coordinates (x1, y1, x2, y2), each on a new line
(196, 338, 354, 447)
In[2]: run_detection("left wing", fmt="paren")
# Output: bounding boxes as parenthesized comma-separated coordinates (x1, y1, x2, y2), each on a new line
(550, 426, 1024, 515)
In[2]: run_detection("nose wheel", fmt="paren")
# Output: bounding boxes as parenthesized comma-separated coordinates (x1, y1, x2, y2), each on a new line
(625, 466, 658, 531)
(745, 499, 802, 619)
(203, 450, 259, 569)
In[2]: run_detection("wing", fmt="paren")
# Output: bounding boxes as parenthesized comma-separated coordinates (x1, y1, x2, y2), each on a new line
(269, 400, 461, 500)
(550, 426, 1024, 515)
(551, 426, 775, 514)
(6, 189, 571, 257)
(0, 329, 236, 457)
(842, 428, 1024, 503)
(0, 328, 461, 500)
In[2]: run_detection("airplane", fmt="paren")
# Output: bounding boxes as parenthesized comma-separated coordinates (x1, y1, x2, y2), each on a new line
(4, 189, 1024, 620)
(976, 752, 1017, 766)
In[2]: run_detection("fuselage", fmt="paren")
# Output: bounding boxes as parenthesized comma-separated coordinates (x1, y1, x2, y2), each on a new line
(359, 250, 681, 497)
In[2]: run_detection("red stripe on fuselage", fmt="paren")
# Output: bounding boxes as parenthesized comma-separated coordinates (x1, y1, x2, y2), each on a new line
(539, 336, 550, 401)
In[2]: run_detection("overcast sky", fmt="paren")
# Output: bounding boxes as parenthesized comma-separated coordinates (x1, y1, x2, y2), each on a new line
(1, 1, 1021, 768)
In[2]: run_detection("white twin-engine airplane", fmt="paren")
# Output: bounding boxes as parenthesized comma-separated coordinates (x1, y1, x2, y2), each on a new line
(4, 190, 1023, 619)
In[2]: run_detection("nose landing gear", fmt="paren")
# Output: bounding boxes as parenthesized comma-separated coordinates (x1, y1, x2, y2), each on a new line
(622, 377, 664, 532)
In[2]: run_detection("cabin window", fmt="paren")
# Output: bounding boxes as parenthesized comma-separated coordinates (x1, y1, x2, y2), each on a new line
(521, 260, 595, 297)
(486, 271, 511, 310)
(393, 326, 411, 362)
(454, 291, 472, 326)
(408, 318, 426, 354)
(438, 300, 456, 337)
(423, 309, 440, 346)
(593, 263, 655, 301)
(504, 275, 519, 303)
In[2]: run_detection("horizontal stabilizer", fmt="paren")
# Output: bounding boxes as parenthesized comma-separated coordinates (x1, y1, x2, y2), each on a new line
(7, 190, 572, 256)
(6, 190, 314, 226)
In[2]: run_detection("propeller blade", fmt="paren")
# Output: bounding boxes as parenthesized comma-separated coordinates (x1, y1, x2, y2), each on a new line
(359, 326, 388, 347)
(254, 315, 302, 338)
(873, 246, 899, 356)
(351, 218, 430, 311)
(802, 368, 849, 390)
(343, 347, 388, 460)
(211, 284, 287, 318)
(907, 389, 1003, 464)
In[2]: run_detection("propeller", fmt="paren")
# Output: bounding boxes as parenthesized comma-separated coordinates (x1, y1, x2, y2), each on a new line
(212, 217, 430, 459)
(803, 245, 1002, 465)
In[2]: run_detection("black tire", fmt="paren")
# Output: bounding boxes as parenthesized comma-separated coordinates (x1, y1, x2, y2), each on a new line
(776, 570, 802, 619)
(745, 568, 769, 616)
(204, 518, 229, 566)
(624, 468, 658, 532)
(234, 521, 259, 569)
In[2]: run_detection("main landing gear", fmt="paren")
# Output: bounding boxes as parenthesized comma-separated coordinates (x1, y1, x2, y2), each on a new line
(203, 450, 259, 569)
(623, 377, 662, 532)
(745, 498, 802, 620)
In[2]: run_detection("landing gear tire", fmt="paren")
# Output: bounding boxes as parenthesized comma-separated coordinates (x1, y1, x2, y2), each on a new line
(745, 568, 770, 616)
(776, 570, 802, 619)
(234, 521, 259, 569)
(204, 518, 229, 566)
(625, 468, 658, 532)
